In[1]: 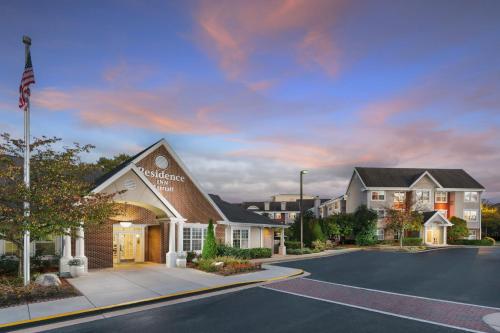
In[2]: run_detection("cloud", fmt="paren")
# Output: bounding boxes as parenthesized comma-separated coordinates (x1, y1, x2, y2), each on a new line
(194, 0, 344, 79)
(32, 87, 233, 135)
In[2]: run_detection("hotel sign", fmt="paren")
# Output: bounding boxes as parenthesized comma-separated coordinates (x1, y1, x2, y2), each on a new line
(138, 155, 185, 192)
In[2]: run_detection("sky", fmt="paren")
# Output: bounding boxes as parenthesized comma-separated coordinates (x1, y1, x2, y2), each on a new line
(1, 0, 499, 202)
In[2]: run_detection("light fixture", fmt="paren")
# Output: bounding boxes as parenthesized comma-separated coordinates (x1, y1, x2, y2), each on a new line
(300, 170, 308, 174)
(120, 221, 132, 228)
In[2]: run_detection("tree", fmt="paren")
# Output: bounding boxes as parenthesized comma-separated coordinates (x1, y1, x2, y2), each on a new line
(94, 154, 131, 173)
(448, 216, 469, 241)
(352, 205, 378, 245)
(384, 209, 423, 248)
(0, 133, 120, 277)
(202, 219, 217, 259)
(482, 200, 500, 240)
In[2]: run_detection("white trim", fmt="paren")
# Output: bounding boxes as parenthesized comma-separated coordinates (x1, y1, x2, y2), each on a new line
(370, 190, 386, 202)
(423, 211, 453, 227)
(434, 191, 448, 203)
(230, 226, 250, 249)
(362, 187, 484, 192)
(218, 220, 288, 228)
(131, 139, 229, 222)
(463, 209, 479, 222)
(409, 171, 443, 188)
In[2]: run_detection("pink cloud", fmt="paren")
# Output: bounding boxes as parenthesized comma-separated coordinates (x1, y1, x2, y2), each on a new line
(32, 87, 233, 135)
(194, 0, 345, 79)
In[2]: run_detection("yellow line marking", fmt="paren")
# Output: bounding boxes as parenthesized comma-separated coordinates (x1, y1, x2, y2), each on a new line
(0, 269, 303, 330)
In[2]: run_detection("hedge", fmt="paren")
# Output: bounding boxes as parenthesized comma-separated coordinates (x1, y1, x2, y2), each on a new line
(285, 241, 301, 249)
(286, 248, 321, 255)
(216, 244, 272, 259)
(448, 238, 495, 246)
(402, 237, 422, 246)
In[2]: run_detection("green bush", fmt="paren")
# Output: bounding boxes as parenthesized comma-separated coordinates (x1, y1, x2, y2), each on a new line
(202, 220, 217, 259)
(287, 248, 314, 255)
(355, 230, 377, 246)
(377, 240, 396, 245)
(0, 256, 19, 275)
(216, 244, 272, 259)
(285, 241, 301, 249)
(449, 238, 495, 246)
(403, 237, 422, 246)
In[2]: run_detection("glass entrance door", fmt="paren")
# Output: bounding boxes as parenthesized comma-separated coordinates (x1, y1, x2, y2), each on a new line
(113, 224, 145, 265)
(119, 233, 135, 261)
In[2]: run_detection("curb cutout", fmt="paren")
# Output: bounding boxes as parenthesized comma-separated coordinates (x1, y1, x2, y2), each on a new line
(0, 269, 304, 332)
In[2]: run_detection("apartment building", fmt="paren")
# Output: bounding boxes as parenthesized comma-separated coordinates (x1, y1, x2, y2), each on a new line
(344, 167, 484, 244)
(241, 194, 328, 224)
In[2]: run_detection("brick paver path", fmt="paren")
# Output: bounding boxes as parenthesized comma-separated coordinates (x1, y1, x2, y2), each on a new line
(263, 278, 499, 333)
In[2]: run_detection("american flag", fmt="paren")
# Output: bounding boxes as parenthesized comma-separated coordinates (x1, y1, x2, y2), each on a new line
(18, 49, 35, 110)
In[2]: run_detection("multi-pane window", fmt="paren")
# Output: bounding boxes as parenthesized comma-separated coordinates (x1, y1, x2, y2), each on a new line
(393, 192, 406, 203)
(232, 228, 249, 249)
(35, 235, 56, 256)
(435, 191, 448, 203)
(275, 213, 281, 219)
(464, 192, 478, 202)
(464, 209, 478, 222)
(183, 227, 207, 252)
(376, 229, 384, 241)
(376, 209, 386, 219)
(416, 190, 431, 204)
(371, 191, 385, 201)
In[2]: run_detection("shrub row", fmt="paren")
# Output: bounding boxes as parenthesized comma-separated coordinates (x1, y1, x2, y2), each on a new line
(402, 237, 422, 246)
(216, 245, 272, 259)
(286, 247, 321, 255)
(448, 238, 495, 246)
(285, 241, 301, 249)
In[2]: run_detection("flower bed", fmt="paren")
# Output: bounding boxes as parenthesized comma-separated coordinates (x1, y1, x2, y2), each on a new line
(0, 275, 80, 308)
(190, 256, 262, 276)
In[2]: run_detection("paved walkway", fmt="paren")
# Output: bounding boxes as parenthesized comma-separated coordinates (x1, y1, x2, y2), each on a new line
(0, 264, 300, 327)
(263, 277, 500, 333)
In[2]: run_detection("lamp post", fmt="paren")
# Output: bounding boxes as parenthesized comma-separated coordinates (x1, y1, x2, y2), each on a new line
(300, 170, 308, 250)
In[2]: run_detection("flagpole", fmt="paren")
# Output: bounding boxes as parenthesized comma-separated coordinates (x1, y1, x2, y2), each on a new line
(22, 35, 31, 286)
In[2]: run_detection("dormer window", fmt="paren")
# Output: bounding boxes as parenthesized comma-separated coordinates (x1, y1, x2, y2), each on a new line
(371, 191, 385, 201)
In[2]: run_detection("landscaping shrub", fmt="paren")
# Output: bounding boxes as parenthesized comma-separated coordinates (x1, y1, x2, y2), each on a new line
(311, 240, 326, 251)
(355, 230, 377, 246)
(285, 241, 301, 249)
(402, 237, 422, 246)
(287, 248, 314, 255)
(0, 256, 19, 275)
(449, 238, 495, 246)
(194, 256, 261, 275)
(202, 220, 217, 259)
(186, 251, 197, 263)
(216, 244, 272, 259)
(377, 240, 396, 245)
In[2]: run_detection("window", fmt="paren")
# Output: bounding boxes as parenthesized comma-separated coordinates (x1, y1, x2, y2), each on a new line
(435, 191, 448, 203)
(35, 235, 56, 256)
(468, 229, 479, 240)
(183, 226, 207, 252)
(376, 209, 386, 219)
(267, 212, 274, 219)
(376, 229, 384, 241)
(464, 192, 478, 202)
(275, 213, 282, 219)
(416, 190, 431, 204)
(393, 192, 406, 203)
(289, 213, 296, 220)
(4, 241, 17, 256)
(438, 210, 448, 218)
(232, 228, 249, 249)
(463, 209, 478, 222)
(247, 205, 259, 210)
(371, 191, 385, 201)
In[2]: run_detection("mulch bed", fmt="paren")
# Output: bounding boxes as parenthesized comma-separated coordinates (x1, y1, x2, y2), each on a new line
(187, 262, 263, 276)
(0, 275, 81, 308)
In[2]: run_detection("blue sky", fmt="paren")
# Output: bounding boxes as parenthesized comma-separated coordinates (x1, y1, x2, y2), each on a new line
(1, 0, 499, 201)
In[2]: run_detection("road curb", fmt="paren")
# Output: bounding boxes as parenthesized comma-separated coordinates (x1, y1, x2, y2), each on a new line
(0, 269, 304, 332)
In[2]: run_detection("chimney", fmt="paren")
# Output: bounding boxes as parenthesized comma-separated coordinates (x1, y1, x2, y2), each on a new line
(281, 201, 286, 211)
(264, 202, 270, 211)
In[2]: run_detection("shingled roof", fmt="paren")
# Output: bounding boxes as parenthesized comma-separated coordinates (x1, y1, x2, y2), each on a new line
(355, 167, 484, 189)
(209, 194, 285, 226)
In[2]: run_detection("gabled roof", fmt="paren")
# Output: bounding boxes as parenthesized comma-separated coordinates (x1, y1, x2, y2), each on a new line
(422, 211, 453, 226)
(354, 167, 484, 190)
(210, 195, 286, 227)
(241, 198, 328, 212)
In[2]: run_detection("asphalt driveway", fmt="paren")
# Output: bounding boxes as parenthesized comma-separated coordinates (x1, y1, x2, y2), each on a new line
(277, 247, 500, 307)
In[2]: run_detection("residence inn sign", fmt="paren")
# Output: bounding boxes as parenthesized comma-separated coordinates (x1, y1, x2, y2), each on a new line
(138, 154, 186, 192)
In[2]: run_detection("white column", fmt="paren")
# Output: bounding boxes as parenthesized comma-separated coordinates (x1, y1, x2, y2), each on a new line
(177, 221, 184, 253)
(443, 226, 447, 245)
(166, 219, 177, 268)
(423, 225, 428, 245)
(75, 225, 88, 273)
(59, 228, 72, 276)
(260, 227, 263, 248)
(278, 227, 286, 255)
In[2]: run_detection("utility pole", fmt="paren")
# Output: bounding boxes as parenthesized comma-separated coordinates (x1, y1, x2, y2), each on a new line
(299, 170, 308, 250)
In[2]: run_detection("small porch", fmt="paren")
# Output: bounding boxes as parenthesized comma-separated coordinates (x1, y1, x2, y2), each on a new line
(422, 211, 453, 246)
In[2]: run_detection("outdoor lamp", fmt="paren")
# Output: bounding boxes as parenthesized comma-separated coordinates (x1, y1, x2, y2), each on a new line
(120, 221, 132, 228)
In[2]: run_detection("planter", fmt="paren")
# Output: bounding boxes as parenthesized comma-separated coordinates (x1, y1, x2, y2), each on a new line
(69, 265, 85, 278)
(176, 258, 187, 268)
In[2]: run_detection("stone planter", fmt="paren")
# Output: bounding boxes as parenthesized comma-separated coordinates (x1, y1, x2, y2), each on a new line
(176, 258, 187, 268)
(69, 265, 85, 278)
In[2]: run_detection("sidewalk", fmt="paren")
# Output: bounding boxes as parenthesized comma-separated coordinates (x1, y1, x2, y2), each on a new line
(0, 264, 301, 328)
(251, 248, 360, 264)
